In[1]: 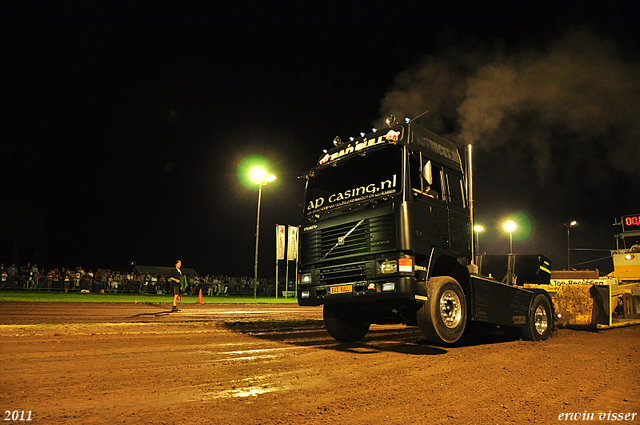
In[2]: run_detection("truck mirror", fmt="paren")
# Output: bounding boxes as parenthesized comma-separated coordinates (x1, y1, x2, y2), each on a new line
(423, 161, 433, 185)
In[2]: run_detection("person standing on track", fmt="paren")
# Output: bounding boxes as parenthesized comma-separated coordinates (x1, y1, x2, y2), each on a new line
(169, 260, 183, 312)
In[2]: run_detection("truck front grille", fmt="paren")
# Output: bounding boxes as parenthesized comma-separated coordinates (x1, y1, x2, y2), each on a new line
(301, 214, 396, 263)
(319, 263, 368, 285)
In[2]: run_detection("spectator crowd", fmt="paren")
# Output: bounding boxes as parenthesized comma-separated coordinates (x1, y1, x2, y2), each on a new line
(0, 262, 288, 297)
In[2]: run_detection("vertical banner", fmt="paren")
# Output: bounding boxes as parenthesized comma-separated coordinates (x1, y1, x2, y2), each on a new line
(276, 225, 285, 299)
(287, 226, 299, 260)
(285, 226, 299, 298)
(276, 225, 286, 260)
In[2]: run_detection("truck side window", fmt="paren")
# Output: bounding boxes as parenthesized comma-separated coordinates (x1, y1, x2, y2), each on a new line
(429, 166, 442, 200)
(410, 155, 422, 192)
(446, 172, 466, 208)
(410, 155, 442, 200)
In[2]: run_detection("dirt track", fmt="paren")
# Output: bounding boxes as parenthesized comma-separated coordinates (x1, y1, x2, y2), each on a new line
(1, 301, 639, 424)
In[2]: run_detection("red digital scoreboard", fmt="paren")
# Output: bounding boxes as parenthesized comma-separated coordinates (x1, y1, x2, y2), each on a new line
(622, 214, 640, 233)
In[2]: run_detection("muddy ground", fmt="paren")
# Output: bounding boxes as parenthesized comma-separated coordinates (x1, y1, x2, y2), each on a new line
(1, 301, 638, 424)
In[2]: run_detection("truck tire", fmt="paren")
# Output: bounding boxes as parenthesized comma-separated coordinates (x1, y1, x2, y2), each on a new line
(522, 294, 552, 341)
(323, 303, 370, 342)
(416, 276, 467, 344)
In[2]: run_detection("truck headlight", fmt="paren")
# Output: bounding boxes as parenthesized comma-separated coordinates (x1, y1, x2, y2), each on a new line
(380, 260, 397, 274)
(301, 273, 312, 284)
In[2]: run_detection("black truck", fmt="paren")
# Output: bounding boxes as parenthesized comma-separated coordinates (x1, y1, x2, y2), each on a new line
(297, 117, 554, 343)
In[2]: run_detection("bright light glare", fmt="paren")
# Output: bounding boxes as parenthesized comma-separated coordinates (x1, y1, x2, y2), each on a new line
(237, 155, 274, 188)
(570, 221, 577, 227)
(249, 167, 266, 183)
(504, 221, 517, 233)
(249, 167, 276, 184)
(474, 225, 484, 232)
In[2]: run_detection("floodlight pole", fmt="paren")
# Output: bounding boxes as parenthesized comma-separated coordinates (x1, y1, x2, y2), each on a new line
(567, 226, 571, 270)
(509, 233, 513, 254)
(253, 183, 263, 299)
(504, 221, 517, 254)
(473, 225, 484, 265)
(565, 221, 577, 270)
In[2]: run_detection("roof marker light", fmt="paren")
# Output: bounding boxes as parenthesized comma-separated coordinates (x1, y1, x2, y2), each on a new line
(385, 115, 396, 126)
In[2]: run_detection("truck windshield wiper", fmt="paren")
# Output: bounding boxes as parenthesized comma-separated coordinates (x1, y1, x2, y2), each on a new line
(321, 219, 365, 261)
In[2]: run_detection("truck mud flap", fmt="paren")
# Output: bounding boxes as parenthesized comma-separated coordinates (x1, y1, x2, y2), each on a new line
(590, 285, 611, 326)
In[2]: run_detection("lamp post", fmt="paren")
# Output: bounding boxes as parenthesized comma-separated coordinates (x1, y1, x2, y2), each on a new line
(250, 167, 276, 299)
(473, 225, 484, 264)
(565, 221, 577, 270)
(504, 221, 517, 254)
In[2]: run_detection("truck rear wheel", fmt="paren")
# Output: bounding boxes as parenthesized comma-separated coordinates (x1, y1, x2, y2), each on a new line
(416, 276, 467, 344)
(522, 294, 552, 341)
(323, 303, 370, 342)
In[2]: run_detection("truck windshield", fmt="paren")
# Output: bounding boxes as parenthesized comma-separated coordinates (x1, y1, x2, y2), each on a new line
(304, 146, 402, 216)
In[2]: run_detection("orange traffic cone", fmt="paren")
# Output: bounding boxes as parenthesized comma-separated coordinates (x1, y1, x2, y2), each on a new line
(198, 288, 204, 304)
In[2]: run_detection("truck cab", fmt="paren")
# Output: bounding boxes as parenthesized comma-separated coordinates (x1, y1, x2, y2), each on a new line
(298, 118, 553, 344)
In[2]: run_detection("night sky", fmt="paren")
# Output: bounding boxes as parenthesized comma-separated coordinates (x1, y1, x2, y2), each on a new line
(2, 1, 639, 277)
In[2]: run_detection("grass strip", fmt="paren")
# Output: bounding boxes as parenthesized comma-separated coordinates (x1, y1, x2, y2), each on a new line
(0, 291, 299, 304)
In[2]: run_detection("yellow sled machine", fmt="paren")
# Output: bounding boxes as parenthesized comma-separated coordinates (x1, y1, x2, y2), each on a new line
(525, 215, 640, 329)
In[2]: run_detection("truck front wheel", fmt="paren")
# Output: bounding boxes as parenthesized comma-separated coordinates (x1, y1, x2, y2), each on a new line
(416, 276, 467, 344)
(522, 294, 552, 341)
(323, 303, 370, 342)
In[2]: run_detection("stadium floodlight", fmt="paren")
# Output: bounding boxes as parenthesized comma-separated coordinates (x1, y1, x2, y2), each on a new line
(504, 221, 517, 254)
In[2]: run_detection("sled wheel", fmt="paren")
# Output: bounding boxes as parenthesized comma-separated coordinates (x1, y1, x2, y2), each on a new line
(323, 303, 370, 342)
(522, 294, 552, 341)
(416, 276, 467, 344)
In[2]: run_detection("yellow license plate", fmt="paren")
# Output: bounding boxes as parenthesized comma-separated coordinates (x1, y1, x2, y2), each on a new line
(329, 285, 352, 294)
